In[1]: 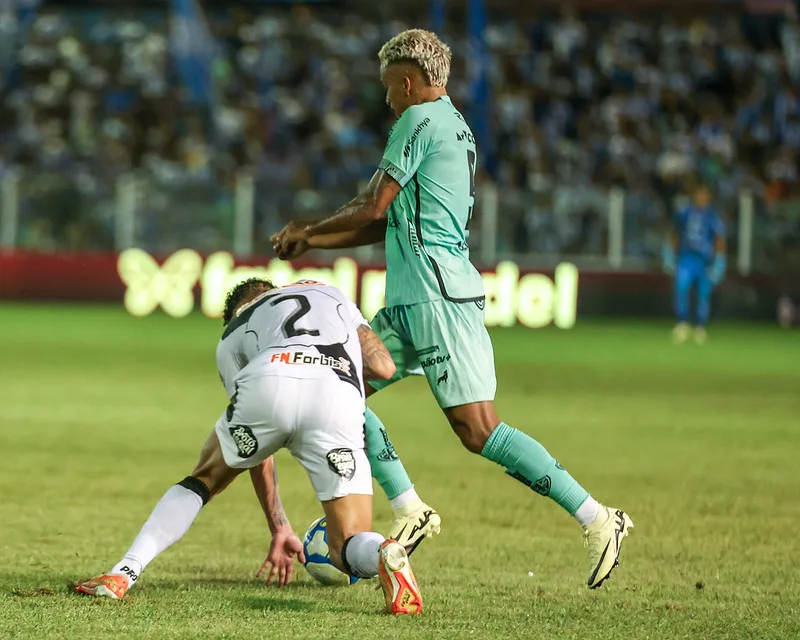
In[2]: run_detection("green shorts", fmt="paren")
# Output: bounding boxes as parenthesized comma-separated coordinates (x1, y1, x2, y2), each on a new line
(369, 299, 497, 408)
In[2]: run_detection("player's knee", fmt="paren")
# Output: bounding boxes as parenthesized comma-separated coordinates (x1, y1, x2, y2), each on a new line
(454, 424, 491, 454)
(445, 402, 499, 454)
(446, 413, 495, 453)
(190, 459, 237, 497)
(177, 476, 211, 505)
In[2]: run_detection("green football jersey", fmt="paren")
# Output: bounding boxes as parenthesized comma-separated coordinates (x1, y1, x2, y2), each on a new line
(378, 96, 485, 307)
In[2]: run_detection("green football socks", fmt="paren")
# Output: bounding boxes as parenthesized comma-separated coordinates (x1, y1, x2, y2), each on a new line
(364, 407, 413, 500)
(482, 422, 589, 515)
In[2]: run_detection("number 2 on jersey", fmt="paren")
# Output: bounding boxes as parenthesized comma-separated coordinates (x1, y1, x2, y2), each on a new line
(466, 149, 476, 230)
(270, 294, 320, 338)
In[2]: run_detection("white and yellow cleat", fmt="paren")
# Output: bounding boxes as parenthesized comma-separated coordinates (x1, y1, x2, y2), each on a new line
(378, 539, 422, 615)
(584, 506, 634, 589)
(672, 322, 691, 344)
(388, 500, 441, 556)
(694, 327, 708, 345)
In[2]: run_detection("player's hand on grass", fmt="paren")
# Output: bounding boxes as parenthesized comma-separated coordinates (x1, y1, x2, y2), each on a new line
(256, 527, 306, 587)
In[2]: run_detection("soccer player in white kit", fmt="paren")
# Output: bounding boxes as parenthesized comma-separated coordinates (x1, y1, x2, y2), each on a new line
(76, 278, 424, 615)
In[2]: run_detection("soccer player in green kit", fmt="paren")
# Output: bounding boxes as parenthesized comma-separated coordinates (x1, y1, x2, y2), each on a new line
(272, 29, 633, 588)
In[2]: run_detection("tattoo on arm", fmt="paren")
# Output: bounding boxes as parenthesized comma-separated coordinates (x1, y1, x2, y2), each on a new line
(250, 457, 289, 533)
(358, 325, 396, 381)
(306, 219, 388, 250)
(303, 171, 401, 238)
(268, 463, 288, 528)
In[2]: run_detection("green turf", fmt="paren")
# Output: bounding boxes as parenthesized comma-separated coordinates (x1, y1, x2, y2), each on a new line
(1, 304, 799, 639)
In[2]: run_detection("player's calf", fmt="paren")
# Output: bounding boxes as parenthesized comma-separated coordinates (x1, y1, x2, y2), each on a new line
(76, 432, 238, 598)
(75, 476, 210, 599)
(449, 406, 635, 588)
(444, 401, 499, 453)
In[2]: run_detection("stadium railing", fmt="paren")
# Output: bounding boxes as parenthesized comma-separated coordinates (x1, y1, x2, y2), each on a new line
(0, 166, 771, 275)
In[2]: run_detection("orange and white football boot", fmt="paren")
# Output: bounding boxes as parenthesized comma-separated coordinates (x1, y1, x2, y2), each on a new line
(377, 539, 422, 615)
(75, 574, 130, 599)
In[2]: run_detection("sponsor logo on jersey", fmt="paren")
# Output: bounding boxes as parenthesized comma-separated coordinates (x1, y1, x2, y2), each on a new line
(326, 448, 356, 480)
(407, 225, 421, 257)
(229, 425, 258, 458)
(437, 370, 448, 385)
(270, 351, 352, 374)
(419, 353, 451, 368)
(403, 117, 431, 158)
(456, 129, 475, 144)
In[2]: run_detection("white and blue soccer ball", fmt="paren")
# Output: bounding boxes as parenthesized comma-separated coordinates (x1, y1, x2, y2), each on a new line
(302, 516, 359, 586)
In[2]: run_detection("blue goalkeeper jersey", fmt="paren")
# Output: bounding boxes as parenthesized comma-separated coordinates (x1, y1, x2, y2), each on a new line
(675, 206, 725, 263)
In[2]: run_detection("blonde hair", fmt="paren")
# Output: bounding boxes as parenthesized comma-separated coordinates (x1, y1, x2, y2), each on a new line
(378, 29, 452, 88)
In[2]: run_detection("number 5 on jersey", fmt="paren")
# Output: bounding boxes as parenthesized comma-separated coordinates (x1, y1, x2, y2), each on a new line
(466, 149, 476, 231)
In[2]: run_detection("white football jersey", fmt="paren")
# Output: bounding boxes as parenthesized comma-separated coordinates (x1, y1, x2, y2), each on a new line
(216, 281, 369, 398)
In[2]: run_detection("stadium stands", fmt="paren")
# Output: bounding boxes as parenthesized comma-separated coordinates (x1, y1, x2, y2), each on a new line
(0, 2, 797, 272)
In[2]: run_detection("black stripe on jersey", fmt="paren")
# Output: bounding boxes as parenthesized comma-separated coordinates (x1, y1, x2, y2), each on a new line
(221, 292, 280, 340)
(412, 176, 486, 305)
(314, 343, 362, 396)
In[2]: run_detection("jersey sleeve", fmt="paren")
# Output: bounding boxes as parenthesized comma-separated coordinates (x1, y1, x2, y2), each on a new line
(216, 339, 244, 398)
(344, 297, 369, 329)
(378, 107, 433, 188)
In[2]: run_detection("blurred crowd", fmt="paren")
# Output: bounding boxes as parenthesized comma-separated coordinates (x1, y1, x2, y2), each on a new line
(0, 2, 798, 271)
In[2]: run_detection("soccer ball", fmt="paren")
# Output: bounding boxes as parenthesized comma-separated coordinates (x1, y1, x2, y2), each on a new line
(302, 516, 359, 586)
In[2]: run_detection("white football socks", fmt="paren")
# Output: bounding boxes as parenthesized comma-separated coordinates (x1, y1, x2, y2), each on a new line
(574, 496, 600, 528)
(110, 484, 204, 586)
(343, 532, 385, 578)
(390, 488, 420, 512)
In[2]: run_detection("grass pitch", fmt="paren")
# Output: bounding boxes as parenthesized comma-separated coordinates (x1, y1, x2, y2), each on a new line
(0, 304, 799, 639)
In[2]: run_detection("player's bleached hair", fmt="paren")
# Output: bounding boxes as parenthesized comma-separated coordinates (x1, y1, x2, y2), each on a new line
(378, 29, 452, 88)
(223, 277, 275, 326)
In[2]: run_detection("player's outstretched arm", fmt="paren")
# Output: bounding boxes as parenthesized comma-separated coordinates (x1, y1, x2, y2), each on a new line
(358, 324, 396, 381)
(307, 219, 388, 250)
(271, 169, 400, 254)
(250, 457, 289, 534)
(272, 219, 387, 260)
(251, 457, 306, 587)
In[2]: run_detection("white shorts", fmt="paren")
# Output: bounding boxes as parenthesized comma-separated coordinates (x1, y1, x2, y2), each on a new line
(215, 374, 372, 501)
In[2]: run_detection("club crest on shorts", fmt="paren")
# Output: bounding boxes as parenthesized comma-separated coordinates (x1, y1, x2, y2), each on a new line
(326, 448, 356, 480)
(229, 425, 258, 458)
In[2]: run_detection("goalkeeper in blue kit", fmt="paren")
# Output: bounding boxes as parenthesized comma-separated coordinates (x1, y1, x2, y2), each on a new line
(273, 29, 633, 588)
(662, 184, 727, 344)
